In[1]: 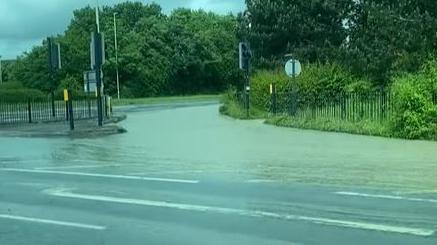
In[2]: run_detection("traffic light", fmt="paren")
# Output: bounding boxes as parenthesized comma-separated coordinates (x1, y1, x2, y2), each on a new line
(47, 38, 61, 71)
(239, 42, 252, 72)
(90, 32, 106, 69)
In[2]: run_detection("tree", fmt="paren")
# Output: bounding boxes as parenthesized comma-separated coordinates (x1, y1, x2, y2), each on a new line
(243, 0, 354, 67)
(345, 0, 437, 85)
(9, 2, 240, 97)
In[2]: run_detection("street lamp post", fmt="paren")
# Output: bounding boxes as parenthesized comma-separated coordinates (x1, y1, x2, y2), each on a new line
(113, 12, 120, 100)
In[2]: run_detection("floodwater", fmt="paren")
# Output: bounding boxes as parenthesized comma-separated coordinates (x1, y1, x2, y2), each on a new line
(1, 103, 437, 192)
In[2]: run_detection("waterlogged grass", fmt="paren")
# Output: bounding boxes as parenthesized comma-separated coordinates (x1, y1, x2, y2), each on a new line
(113, 94, 220, 107)
(266, 116, 393, 138)
(219, 98, 268, 120)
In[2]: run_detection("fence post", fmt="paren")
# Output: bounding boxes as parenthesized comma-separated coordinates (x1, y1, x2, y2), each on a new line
(27, 99, 32, 123)
(68, 90, 74, 130)
(270, 83, 277, 115)
(51, 92, 56, 118)
(87, 96, 92, 118)
(288, 88, 298, 117)
(341, 92, 346, 120)
(381, 90, 387, 121)
(65, 100, 69, 121)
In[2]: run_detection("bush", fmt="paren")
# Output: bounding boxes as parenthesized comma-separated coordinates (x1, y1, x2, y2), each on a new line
(0, 89, 47, 102)
(220, 87, 267, 119)
(391, 73, 437, 139)
(296, 63, 366, 104)
(249, 63, 368, 110)
(250, 70, 289, 111)
(0, 81, 25, 90)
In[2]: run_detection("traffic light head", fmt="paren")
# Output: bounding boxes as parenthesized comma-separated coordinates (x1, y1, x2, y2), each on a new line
(239, 42, 252, 71)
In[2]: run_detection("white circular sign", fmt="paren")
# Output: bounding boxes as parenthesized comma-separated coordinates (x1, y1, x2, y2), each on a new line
(285, 59, 302, 77)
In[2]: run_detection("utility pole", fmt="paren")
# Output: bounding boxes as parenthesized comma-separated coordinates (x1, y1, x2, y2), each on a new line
(113, 12, 120, 100)
(94, 2, 104, 126)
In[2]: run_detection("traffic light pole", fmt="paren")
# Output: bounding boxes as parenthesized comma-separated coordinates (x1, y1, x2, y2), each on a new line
(94, 32, 104, 127)
(245, 70, 250, 118)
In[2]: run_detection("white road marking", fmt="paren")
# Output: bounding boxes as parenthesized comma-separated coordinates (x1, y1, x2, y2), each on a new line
(35, 164, 125, 170)
(128, 170, 204, 176)
(44, 188, 434, 237)
(246, 179, 276, 183)
(0, 168, 199, 184)
(0, 214, 106, 230)
(335, 191, 437, 204)
(395, 189, 437, 195)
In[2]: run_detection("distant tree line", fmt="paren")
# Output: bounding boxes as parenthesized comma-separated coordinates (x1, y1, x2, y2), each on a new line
(3, 0, 437, 97)
(5, 2, 240, 97)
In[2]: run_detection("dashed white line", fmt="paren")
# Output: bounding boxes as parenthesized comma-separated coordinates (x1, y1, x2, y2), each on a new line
(35, 164, 126, 170)
(335, 191, 437, 204)
(246, 179, 276, 183)
(0, 168, 199, 184)
(44, 188, 434, 237)
(0, 214, 106, 230)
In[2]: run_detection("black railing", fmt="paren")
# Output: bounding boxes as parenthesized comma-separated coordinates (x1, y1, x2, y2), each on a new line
(269, 91, 394, 122)
(0, 97, 101, 125)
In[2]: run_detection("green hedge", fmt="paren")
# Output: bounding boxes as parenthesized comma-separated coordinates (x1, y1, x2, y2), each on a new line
(250, 63, 371, 110)
(391, 61, 437, 140)
(0, 81, 25, 90)
(0, 89, 47, 102)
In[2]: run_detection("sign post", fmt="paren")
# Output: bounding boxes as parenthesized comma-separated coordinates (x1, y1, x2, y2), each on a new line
(239, 42, 252, 118)
(47, 37, 61, 118)
(270, 83, 277, 115)
(64, 89, 74, 131)
(91, 32, 105, 126)
(284, 58, 302, 116)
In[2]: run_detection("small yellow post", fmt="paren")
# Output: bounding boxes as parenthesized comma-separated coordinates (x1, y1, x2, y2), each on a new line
(270, 84, 273, 94)
(63, 89, 69, 101)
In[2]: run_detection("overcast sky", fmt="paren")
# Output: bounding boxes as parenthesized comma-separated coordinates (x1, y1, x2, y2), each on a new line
(0, 0, 245, 60)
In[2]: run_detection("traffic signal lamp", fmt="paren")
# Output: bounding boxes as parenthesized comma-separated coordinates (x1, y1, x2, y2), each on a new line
(239, 42, 252, 72)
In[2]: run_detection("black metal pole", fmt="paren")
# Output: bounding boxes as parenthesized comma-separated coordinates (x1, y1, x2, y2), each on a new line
(94, 32, 103, 127)
(68, 90, 74, 131)
(27, 99, 32, 123)
(51, 91, 56, 118)
(96, 68, 103, 126)
(272, 84, 277, 115)
(65, 101, 69, 121)
(245, 67, 250, 118)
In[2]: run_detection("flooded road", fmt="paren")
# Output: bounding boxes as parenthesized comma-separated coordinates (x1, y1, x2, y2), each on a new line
(1, 102, 437, 244)
(2, 103, 437, 190)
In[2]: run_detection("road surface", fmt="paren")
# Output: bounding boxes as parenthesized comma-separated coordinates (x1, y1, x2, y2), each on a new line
(0, 102, 436, 245)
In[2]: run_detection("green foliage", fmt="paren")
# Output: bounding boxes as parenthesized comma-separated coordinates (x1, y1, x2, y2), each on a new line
(243, 0, 353, 67)
(113, 94, 219, 106)
(391, 73, 437, 140)
(250, 70, 288, 110)
(294, 63, 363, 104)
(0, 81, 24, 90)
(344, 0, 437, 85)
(249, 63, 364, 110)
(220, 87, 267, 119)
(0, 89, 46, 102)
(266, 116, 392, 138)
(0, 81, 46, 102)
(9, 2, 239, 98)
(58, 75, 82, 92)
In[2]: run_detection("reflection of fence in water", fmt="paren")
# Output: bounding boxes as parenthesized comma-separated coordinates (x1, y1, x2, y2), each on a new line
(0, 98, 99, 125)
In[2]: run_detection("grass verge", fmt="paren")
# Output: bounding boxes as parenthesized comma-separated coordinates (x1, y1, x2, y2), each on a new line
(112, 94, 220, 107)
(219, 97, 268, 120)
(266, 116, 393, 138)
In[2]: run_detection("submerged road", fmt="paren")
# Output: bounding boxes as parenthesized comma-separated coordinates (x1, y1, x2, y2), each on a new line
(1, 102, 437, 245)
